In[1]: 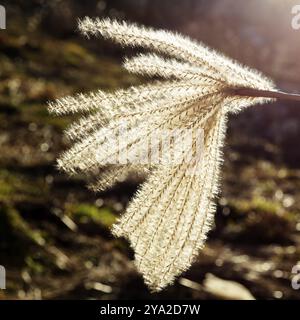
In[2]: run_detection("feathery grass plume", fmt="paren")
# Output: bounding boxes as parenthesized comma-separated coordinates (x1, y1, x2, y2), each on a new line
(48, 17, 300, 292)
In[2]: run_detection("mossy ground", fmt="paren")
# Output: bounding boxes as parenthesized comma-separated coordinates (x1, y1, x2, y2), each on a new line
(0, 13, 299, 300)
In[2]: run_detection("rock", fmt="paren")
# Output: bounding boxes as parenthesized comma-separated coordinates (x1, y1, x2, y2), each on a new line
(203, 273, 255, 300)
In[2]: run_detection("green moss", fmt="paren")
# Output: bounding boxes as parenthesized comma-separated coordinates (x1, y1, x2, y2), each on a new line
(68, 203, 117, 229)
(0, 205, 44, 245)
(231, 196, 283, 215)
(62, 42, 95, 66)
(25, 256, 45, 274)
(0, 169, 45, 202)
(0, 179, 14, 197)
(28, 105, 73, 129)
(224, 197, 295, 244)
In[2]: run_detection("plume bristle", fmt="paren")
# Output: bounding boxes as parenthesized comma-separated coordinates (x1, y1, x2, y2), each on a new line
(52, 17, 278, 292)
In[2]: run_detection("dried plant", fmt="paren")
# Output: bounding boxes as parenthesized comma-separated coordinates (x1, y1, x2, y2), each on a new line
(48, 18, 300, 292)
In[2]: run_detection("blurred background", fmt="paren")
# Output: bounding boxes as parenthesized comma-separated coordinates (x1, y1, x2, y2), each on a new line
(0, 0, 300, 299)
